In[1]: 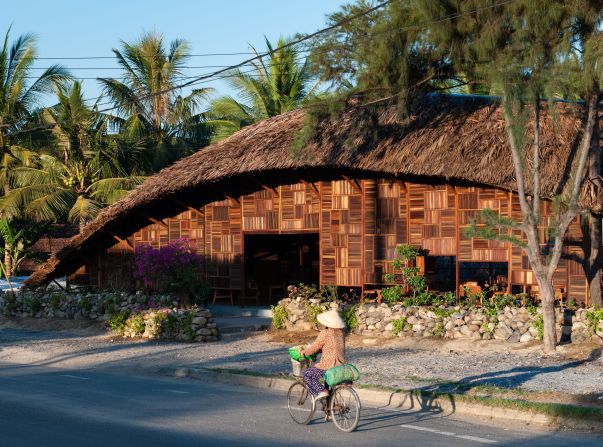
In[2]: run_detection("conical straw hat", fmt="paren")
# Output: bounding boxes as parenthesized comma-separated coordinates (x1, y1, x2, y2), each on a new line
(317, 309, 345, 329)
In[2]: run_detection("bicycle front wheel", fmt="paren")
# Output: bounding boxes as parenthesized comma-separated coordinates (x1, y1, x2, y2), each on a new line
(330, 386, 361, 432)
(287, 382, 315, 425)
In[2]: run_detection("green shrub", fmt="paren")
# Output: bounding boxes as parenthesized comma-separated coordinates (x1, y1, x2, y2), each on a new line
(25, 295, 42, 315)
(50, 293, 62, 311)
(3, 292, 17, 315)
(320, 284, 339, 302)
(164, 313, 179, 337)
(432, 291, 457, 306)
(341, 304, 359, 330)
(79, 295, 93, 313)
(381, 286, 404, 304)
(433, 322, 444, 337)
(305, 303, 327, 327)
(392, 317, 408, 336)
(181, 311, 196, 341)
(127, 313, 146, 336)
(533, 315, 544, 341)
(585, 309, 603, 334)
(271, 304, 288, 329)
(287, 283, 319, 302)
(107, 311, 130, 334)
(431, 307, 452, 319)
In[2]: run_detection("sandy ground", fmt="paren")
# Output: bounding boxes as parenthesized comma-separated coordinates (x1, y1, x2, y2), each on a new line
(1, 316, 602, 407)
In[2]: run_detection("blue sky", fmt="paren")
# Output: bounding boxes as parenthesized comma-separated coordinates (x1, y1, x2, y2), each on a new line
(2, 0, 347, 107)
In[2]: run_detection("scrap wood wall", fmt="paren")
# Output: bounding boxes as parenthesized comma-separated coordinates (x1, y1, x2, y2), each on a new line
(70, 177, 589, 303)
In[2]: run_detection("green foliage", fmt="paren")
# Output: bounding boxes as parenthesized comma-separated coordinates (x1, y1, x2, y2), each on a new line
(164, 313, 179, 337)
(305, 303, 328, 327)
(533, 315, 544, 341)
(127, 313, 146, 336)
(79, 295, 93, 313)
(432, 291, 457, 307)
(107, 311, 130, 334)
(320, 284, 339, 302)
(50, 293, 62, 311)
(287, 283, 319, 302)
(209, 36, 317, 142)
(271, 304, 288, 330)
(25, 295, 42, 315)
(152, 312, 167, 333)
(585, 309, 603, 334)
(0, 219, 50, 276)
(341, 304, 359, 330)
(430, 307, 452, 319)
(392, 244, 422, 267)
(481, 321, 494, 335)
(391, 317, 408, 336)
(180, 311, 196, 341)
(433, 322, 444, 337)
(2, 292, 17, 315)
(383, 273, 396, 284)
(381, 286, 404, 304)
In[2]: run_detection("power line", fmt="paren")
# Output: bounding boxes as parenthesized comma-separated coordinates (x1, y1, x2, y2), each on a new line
(33, 52, 259, 60)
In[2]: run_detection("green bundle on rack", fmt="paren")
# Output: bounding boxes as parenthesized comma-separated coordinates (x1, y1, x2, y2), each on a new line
(325, 364, 361, 386)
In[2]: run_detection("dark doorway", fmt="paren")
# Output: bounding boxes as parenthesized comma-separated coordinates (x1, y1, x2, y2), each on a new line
(244, 233, 319, 303)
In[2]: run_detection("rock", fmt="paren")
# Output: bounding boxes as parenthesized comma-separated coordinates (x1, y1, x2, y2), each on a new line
(412, 324, 425, 332)
(591, 335, 603, 346)
(468, 324, 480, 332)
(385, 323, 393, 332)
(471, 332, 482, 340)
(482, 332, 493, 340)
(460, 325, 472, 336)
(494, 324, 513, 340)
(507, 330, 521, 343)
(444, 321, 455, 331)
(520, 332, 533, 343)
(192, 317, 207, 326)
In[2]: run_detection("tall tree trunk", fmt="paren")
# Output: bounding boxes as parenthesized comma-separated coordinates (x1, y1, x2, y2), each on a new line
(588, 214, 603, 307)
(536, 276, 557, 353)
(587, 106, 602, 307)
(3, 241, 11, 278)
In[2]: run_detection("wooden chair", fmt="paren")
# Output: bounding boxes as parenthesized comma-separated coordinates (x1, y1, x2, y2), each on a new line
(212, 288, 235, 305)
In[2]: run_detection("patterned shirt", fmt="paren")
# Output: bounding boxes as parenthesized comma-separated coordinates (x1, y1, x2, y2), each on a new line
(305, 328, 346, 370)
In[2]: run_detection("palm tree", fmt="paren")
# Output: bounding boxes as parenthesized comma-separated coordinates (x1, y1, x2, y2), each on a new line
(0, 81, 143, 231)
(208, 36, 318, 141)
(98, 31, 212, 169)
(0, 28, 70, 275)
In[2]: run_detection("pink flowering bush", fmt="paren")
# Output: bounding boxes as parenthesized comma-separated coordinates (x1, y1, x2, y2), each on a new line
(133, 239, 203, 295)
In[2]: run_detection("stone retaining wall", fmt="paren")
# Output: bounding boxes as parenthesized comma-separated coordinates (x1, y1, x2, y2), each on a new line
(277, 298, 603, 345)
(0, 290, 219, 342)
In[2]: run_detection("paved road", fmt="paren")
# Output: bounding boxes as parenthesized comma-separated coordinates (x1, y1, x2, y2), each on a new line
(0, 362, 601, 447)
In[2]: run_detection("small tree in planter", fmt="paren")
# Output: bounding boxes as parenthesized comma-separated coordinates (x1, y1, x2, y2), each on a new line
(133, 239, 204, 307)
(384, 244, 426, 299)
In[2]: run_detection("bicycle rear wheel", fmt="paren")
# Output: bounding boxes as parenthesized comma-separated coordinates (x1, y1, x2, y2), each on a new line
(287, 382, 315, 424)
(330, 386, 361, 432)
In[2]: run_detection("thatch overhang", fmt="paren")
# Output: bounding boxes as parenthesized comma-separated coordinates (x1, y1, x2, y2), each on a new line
(26, 95, 593, 287)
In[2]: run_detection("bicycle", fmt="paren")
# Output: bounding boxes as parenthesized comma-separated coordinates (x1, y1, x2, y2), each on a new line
(287, 359, 361, 432)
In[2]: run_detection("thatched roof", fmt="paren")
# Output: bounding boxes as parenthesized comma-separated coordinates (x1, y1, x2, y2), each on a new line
(26, 95, 592, 287)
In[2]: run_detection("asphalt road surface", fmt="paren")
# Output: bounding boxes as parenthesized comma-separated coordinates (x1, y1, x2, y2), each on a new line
(0, 362, 601, 447)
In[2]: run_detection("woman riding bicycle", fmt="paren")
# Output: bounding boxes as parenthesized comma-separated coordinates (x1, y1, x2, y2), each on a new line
(299, 309, 346, 401)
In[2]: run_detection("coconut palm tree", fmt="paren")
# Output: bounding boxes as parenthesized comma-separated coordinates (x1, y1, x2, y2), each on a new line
(208, 36, 318, 141)
(0, 28, 70, 275)
(0, 81, 143, 231)
(98, 31, 212, 169)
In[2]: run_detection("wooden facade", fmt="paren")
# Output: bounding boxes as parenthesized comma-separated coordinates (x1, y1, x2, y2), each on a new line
(71, 177, 590, 304)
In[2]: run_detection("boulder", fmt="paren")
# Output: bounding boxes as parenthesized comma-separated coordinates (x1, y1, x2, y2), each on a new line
(519, 332, 533, 343)
(507, 330, 521, 343)
(494, 324, 513, 340)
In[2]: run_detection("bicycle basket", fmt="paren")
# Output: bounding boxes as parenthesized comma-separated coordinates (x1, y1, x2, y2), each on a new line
(291, 358, 309, 377)
(288, 346, 317, 362)
(324, 364, 361, 386)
